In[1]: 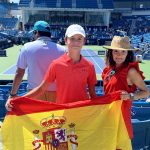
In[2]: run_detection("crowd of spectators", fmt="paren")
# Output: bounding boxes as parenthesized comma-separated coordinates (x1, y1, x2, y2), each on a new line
(0, 15, 150, 50)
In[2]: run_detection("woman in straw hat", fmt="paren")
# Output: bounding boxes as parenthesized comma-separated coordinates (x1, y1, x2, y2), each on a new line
(102, 36, 149, 148)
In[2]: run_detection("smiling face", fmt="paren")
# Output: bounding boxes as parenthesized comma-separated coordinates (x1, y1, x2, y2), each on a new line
(65, 34, 85, 54)
(112, 50, 128, 67)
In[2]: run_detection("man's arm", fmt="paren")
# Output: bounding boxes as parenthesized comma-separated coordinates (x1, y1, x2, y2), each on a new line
(88, 85, 96, 99)
(5, 68, 25, 111)
(88, 64, 97, 99)
(10, 68, 25, 96)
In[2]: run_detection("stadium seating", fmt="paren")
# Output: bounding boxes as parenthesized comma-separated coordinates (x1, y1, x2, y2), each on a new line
(0, 90, 7, 102)
(131, 101, 150, 149)
(101, 0, 113, 9)
(132, 106, 150, 120)
(19, 0, 115, 9)
(143, 50, 150, 60)
(34, 0, 56, 8)
(0, 82, 28, 120)
(95, 86, 104, 96)
(0, 49, 6, 57)
(0, 18, 18, 29)
(132, 119, 150, 150)
(61, 0, 72, 8)
(0, 82, 27, 99)
(19, 0, 31, 7)
(0, 89, 7, 120)
(0, 3, 8, 18)
(76, 0, 98, 8)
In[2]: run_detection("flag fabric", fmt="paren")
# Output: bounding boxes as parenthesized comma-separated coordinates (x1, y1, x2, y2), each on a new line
(1, 91, 132, 150)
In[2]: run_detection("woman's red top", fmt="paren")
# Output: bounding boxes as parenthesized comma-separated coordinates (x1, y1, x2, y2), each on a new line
(102, 62, 144, 138)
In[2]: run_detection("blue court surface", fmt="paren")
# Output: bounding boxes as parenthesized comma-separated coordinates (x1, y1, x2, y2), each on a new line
(2, 65, 28, 75)
(3, 65, 17, 75)
(2, 49, 105, 76)
(81, 49, 105, 74)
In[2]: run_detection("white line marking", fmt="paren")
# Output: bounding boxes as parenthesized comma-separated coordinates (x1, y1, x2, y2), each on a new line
(1, 64, 16, 74)
(86, 50, 103, 72)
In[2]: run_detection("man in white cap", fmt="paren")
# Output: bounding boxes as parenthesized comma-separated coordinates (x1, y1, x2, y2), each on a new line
(7, 24, 97, 105)
(6, 21, 65, 110)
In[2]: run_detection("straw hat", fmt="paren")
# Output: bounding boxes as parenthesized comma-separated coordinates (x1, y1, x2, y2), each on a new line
(103, 36, 138, 51)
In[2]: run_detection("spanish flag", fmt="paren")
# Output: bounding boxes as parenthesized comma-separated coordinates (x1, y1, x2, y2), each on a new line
(1, 92, 132, 150)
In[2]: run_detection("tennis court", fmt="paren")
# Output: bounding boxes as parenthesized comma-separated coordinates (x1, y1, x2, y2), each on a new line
(0, 45, 150, 81)
(1, 48, 105, 79)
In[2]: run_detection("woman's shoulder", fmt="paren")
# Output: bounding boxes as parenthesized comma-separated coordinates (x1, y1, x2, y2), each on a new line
(128, 62, 139, 69)
(127, 62, 141, 73)
(127, 62, 145, 80)
(128, 67, 139, 76)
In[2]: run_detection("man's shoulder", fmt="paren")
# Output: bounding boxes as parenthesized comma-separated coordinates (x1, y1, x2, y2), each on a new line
(51, 42, 66, 51)
(23, 40, 38, 48)
(20, 41, 35, 52)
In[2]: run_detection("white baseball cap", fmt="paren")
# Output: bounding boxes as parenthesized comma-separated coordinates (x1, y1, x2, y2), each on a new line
(65, 24, 86, 38)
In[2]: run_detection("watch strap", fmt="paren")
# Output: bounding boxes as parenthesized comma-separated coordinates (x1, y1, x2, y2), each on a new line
(9, 93, 17, 97)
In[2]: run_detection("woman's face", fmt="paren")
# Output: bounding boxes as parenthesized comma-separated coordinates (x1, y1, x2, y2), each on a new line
(112, 50, 128, 66)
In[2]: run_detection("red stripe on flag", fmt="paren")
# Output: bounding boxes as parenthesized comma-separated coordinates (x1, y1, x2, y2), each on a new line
(7, 91, 121, 116)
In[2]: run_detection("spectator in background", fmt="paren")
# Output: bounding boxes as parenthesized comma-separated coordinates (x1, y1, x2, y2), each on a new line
(5, 24, 97, 111)
(6, 21, 65, 107)
(102, 36, 149, 149)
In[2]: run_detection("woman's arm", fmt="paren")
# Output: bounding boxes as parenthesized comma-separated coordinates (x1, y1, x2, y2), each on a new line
(127, 68, 149, 100)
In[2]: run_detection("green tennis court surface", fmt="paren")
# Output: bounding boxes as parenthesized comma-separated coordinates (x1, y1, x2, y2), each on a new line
(0, 45, 150, 81)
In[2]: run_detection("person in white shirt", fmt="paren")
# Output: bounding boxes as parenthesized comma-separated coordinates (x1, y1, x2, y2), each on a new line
(6, 21, 65, 107)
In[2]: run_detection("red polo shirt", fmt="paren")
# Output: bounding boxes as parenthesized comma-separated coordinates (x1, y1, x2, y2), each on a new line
(44, 53, 97, 104)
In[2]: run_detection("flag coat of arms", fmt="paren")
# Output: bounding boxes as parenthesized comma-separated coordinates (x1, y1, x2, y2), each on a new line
(1, 91, 132, 150)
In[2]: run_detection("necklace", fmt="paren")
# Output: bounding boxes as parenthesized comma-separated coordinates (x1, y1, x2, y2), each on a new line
(105, 69, 116, 81)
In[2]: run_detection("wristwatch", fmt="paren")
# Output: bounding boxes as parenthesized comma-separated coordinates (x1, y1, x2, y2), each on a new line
(130, 93, 135, 100)
(9, 93, 17, 98)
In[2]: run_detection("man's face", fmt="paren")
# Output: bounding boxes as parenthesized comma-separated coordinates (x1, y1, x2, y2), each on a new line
(65, 34, 85, 53)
